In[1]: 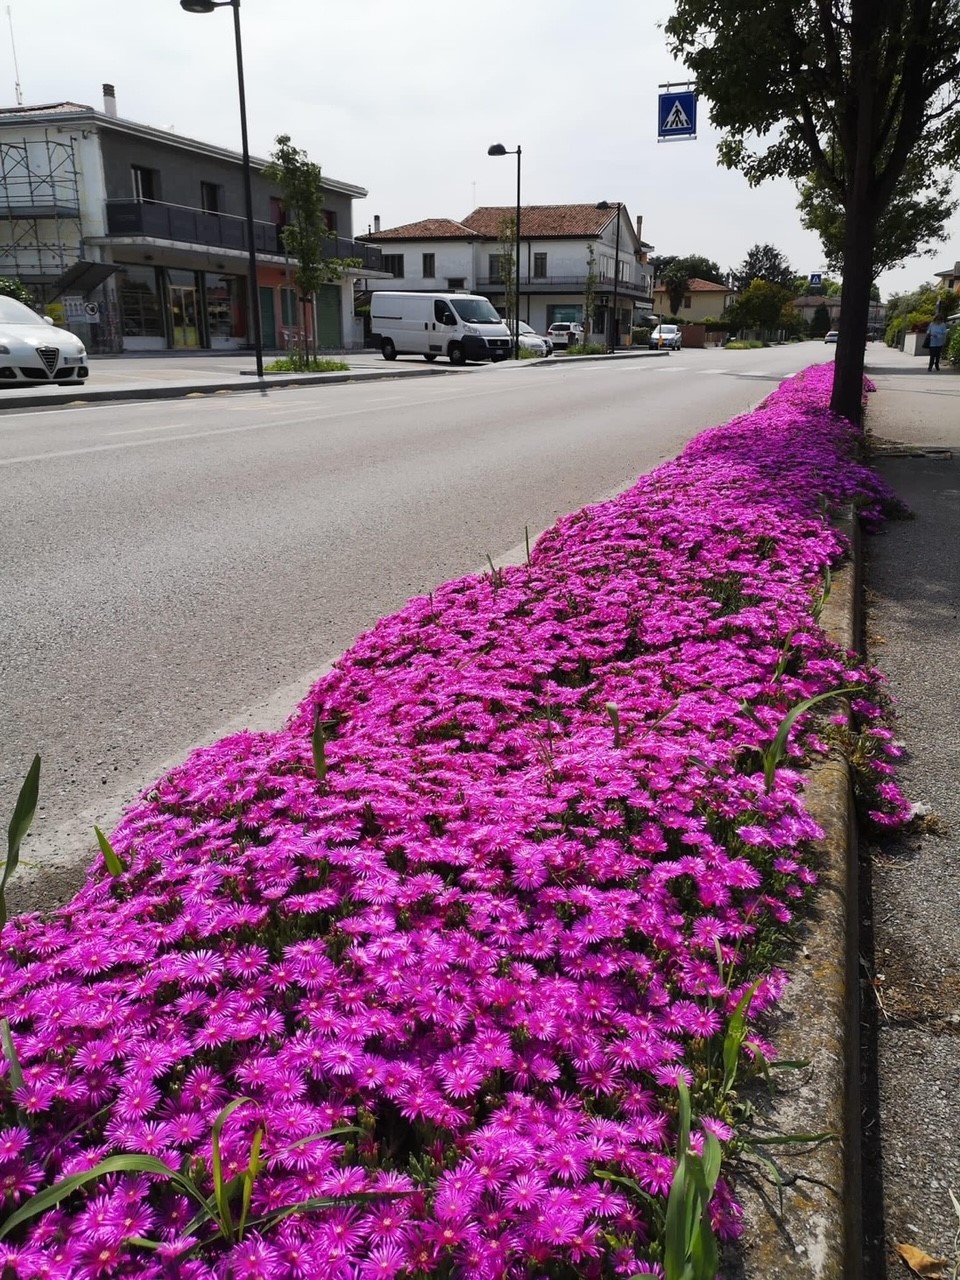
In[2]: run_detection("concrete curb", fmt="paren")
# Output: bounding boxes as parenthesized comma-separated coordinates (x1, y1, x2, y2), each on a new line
(0, 365, 462, 412)
(734, 510, 862, 1280)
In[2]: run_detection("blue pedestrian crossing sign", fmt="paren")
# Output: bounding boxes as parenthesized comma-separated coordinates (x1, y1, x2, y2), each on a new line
(809, 272, 823, 286)
(658, 90, 697, 140)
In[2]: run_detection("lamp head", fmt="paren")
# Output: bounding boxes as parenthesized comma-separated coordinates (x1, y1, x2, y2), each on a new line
(180, 0, 220, 12)
(487, 143, 507, 156)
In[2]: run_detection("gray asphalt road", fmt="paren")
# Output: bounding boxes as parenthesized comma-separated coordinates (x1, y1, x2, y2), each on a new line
(0, 344, 827, 910)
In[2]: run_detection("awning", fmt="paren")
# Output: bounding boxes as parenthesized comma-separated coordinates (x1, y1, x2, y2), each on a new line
(49, 260, 119, 300)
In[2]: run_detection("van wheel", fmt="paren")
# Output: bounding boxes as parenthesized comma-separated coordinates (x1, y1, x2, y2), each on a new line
(448, 343, 466, 366)
(382, 339, 397, 361)
(423, 353, 438, 362)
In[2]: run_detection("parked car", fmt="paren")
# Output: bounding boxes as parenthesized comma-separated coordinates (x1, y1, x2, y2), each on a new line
(0, 296, 89, 387)
(824, 330, 839, 344)
(507, 320, 553, 356)
(546, 322, 584, 349)
(648, 324, 682, 350)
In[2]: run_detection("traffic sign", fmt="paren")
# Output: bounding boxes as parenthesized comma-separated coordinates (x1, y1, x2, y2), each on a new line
(84, 302, 101, 324)
(658, 90, 697, 140)
(809, 272, 823, 287)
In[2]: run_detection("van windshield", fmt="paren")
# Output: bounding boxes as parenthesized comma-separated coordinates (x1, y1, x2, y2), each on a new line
(451, 297, 501, 324)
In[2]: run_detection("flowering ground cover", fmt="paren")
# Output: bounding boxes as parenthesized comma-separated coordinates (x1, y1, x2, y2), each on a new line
(0, 363, 907, 1279)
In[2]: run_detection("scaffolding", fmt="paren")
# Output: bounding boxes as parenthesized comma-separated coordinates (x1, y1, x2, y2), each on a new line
(0, 129, 82, 289)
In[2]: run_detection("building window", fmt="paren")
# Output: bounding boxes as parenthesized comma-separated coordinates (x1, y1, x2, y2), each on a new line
(382, 254, 404, 278)
(533, 252, 547, 278)
(447, 278, 465, 290)
(323, 209, 338, 233)
(489, 254, 509, 283)
(683, 294, 691, 309)
(280, 287, 298, 326)
(422, 252, 436, 278)
(116, 265, 164, 337)
(200, 182, 222, 213)
(269, 197, 286, 227)
(131, 165, 160, 202)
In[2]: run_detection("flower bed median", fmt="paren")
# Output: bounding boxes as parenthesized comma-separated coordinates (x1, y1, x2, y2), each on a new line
(0, 364, 906, 1279)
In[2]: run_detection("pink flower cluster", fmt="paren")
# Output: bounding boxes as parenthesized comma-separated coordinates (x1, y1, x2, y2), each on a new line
(0, 365, 906, 1279)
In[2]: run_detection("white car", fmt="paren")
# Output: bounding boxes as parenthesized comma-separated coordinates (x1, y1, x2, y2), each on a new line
(507, 320, 553, 356)
(0, 296, 89, 387)
(546, 321, 584, 348)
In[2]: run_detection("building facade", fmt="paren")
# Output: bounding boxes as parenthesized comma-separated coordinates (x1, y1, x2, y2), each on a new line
(361, 204, 654, 343)
(651, 277, 737, 323)
(0, 87, 382, 352)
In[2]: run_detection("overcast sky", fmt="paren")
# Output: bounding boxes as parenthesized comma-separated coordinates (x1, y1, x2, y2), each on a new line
(6, 0, 957, 301)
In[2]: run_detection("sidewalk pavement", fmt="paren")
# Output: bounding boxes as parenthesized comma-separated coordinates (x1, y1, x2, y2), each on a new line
(858, 347, 960, 1275)
(0, 345, 669, 411)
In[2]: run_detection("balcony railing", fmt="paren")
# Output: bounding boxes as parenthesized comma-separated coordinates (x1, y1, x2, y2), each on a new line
(104, 200, 382, 271)
(476, 274, 651, 297)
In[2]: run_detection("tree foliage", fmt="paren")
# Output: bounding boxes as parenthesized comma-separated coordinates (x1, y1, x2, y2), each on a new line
(731, 244, 795, 292)
(797, 154, 957, 278)
(0, 277, 33, 306)
(665, 0, 960, 423)
(652, 254, 726, 313)
(723, 279, 795, 335)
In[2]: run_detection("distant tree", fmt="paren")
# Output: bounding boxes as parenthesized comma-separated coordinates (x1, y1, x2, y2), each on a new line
(731, 244, 795, 292)
(665, 1, 960, 424)
(797, 152, 957, 279)
(263, 135, 359, 366)
(675, 254, 726, 285)
(810, 302, 833, 337)
(663, 261, 691, 314)
(723, 278, 794, 335)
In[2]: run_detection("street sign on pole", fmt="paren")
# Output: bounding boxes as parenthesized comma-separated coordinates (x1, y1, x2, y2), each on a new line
(809, 272, 823, 287)
(658, 88, 697, 140)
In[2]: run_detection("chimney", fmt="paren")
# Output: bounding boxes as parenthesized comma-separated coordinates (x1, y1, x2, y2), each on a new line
(102, 84, 117, 118)
(373, 215, 381, 233)
(636, 215, 643, 243)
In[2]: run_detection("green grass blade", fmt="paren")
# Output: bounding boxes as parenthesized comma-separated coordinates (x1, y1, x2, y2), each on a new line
(93, 826, 124, 877)
(0, 1154, 206, 1241)
(763, 686, 861, 791)
(0, 1016, 23, 1094)
(209, 1097, 253, 1240)
(1, 754, 40, 927)
(237, 1126, 263, 1241)
(722, 979, 761, 1097)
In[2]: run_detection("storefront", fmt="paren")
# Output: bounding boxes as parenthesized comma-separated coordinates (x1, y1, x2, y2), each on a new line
(114, 263, 249, 351)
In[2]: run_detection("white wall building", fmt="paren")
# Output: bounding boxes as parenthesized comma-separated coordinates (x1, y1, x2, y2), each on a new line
(362, 204, 654, 344)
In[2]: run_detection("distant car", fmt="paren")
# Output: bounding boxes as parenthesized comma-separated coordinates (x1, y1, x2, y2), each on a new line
(648, 324, 682, 350)
(506, 320, 552, 356)
(0, 295, 89, 387)
(546, 321, 584, 348)
(824, 330, 839, 344)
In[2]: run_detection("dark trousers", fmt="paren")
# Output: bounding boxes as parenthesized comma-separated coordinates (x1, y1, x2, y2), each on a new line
(928, 344, 944, 370)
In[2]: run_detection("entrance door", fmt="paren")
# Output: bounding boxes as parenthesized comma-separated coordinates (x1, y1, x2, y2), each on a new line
(170, 285, 200, 348)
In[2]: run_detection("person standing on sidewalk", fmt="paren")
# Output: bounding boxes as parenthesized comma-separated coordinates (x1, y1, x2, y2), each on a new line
(926, 316, 948, 370)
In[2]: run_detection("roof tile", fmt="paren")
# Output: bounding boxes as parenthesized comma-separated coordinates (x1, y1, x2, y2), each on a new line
(462, 204, 614, 238)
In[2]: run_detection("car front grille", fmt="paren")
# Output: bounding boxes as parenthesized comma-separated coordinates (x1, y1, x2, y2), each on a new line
(488, 338, 510, 349)
(36, 346, 59, 375)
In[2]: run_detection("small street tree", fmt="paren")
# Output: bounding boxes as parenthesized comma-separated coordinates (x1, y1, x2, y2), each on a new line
(663, 260, 690, 315)
(583, 242, 598, 346)
(666, 0, 960, 423)
(723, 278, 794, 338)
(263, 135, 359, 368)
(811, 301, 833, 338)
(496, 215, 517, 327)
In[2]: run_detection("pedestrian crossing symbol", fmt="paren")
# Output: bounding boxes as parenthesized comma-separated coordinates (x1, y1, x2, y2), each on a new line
(658, 89, 697, 140)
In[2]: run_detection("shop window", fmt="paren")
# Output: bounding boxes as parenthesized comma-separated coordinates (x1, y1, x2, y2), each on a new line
(131, 165, 160, 202)
(116, 265, 163, 337)
(533, 253, 547, 278)
(205, 273, 243, 339)
(382, 254, 404, 278)
(422, 252, 436, 279)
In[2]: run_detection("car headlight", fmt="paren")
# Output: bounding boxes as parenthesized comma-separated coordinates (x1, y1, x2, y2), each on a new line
(77, 348, 87, 359)
(462, 324, 480, 336)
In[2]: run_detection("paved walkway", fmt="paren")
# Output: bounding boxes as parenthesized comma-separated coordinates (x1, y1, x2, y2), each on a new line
(860, 346, 960, 1273)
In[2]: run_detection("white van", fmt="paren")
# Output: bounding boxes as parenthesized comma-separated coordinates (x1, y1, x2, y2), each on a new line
(370, 292, 513, 365)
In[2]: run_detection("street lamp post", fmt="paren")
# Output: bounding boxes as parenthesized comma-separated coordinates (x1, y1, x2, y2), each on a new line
(180, 0, 264, 378)
(596, 200, 622, 353)
(487, 143, 521, 360)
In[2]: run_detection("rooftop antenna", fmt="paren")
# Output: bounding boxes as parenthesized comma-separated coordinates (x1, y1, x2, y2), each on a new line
(7, 6, 22, 106)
